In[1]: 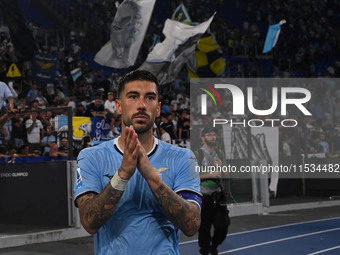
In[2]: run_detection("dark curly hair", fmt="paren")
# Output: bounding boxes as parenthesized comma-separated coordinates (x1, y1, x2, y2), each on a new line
(117, 70, 160, 99)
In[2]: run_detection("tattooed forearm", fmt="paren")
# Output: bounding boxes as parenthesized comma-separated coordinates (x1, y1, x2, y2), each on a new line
(153, 182, 201, 236)
(76, 182, 124, 234)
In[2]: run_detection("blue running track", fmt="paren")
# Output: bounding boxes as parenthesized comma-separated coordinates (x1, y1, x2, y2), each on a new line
(179, 217, 340, 255)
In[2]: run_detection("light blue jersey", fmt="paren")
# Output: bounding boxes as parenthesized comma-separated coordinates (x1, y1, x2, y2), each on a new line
(0, 81, 12, 108)
(74, 137, 201, 255)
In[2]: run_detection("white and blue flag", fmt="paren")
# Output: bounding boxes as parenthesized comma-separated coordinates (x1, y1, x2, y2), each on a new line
(139, 14, 215, 85)
(70, 67, 82, 82)
(262, 20, 286, 54)
(94, 0, 156, 68)
(171, 3, 192, 24)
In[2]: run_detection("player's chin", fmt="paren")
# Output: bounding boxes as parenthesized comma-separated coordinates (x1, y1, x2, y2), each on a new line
(132, 122, 151, 133)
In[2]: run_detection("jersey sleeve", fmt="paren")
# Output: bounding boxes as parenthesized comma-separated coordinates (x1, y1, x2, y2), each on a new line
(173, 149, 202, 206)
(73, 149, 103, 206)
(4, 85, 12, 99)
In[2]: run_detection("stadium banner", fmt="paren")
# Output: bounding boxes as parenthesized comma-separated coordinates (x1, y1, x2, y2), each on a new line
(32, 51, 58, 83)
(94, 0, 156, 68)
(139, 14, 215, 85)
(72, 116, 92, 151)
(91, 117, 111, 141)
(0, 161, 69, 226)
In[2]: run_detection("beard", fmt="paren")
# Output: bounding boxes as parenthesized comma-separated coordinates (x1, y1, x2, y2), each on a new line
(204, 139, 216, 147)
(123, 111, 155, 134)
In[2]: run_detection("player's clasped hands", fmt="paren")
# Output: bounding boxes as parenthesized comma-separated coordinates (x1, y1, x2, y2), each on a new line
(136, 140, 155, 181)
(118, 126, 140, 180)
(118, 125, 155, 181)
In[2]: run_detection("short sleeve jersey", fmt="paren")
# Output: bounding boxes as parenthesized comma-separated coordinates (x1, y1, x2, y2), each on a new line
(74, 137, 201, 255)
(0, 81, 12, 108)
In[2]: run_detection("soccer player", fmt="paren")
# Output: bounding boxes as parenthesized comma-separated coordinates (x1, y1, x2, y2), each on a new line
(74, 70, 201, 254)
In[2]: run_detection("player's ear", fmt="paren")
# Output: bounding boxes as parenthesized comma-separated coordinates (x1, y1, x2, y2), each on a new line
(157, 102, 161, 117)
(116, 99, 122, 114)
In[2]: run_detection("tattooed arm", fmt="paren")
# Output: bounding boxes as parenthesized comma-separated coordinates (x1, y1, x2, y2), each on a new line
(137, 144, 201, 237)
(76, 183, 124, 234)
(152, 180, 201, 237)
(76, 126, 140, 234)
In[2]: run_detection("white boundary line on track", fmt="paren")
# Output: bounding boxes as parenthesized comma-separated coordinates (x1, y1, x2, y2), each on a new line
(219, 227, 340, 254)
(179, 216, 340, 246)
(307, 245, 340, 255)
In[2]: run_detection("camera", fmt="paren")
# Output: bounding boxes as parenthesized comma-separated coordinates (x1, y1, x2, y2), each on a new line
(211, 190, 228, 206)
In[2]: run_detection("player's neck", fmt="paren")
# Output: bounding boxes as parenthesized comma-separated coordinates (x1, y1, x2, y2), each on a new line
(119, 128, 155, 153)
(137, 130, 155, 152)
(203, 144, 214, 153)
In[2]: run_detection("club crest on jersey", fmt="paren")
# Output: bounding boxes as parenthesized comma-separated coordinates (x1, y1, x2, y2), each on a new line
(153, 167, 169, 179)
(76, 167, 83, 189)
(153, 167, 169, 174)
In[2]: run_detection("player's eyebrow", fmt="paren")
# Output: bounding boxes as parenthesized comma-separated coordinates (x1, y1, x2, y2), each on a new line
(126, 91, 140, 96)
(126, 91, 157, 97)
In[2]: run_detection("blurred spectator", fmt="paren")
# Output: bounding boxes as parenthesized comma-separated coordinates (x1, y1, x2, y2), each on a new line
(39, 111, 51, 130)
(0, 125, 9, 144)
(55, 86, 65, 100)
(282, 139, 291, 156)
(75, 102, 87, 116)
(41, 126, 56, 156)
(161, 98, 170, 114)
(81, 95, 92, 110)
(26, 82, 39, 103)
(177, 110, 190, 140)
(16, 144, 40, 157)
(68, 94, 77, 114)
(160, 113, 177, 140)
(48, 142, 67, 158)
(10, 111, 25, 148)
(36, 89, 48, 109)
(30, 100, 39, 110)
(319, 133, 330, 154)
(58, 137, 69, 156)
(25, 110, 44, 153)
(99, 75, 112, 94)
(159, 125, 171, 143)
(0, 81, 16, 129)
(104, 91, 117, 138)
(331, 129, 340, 154)
(17, 98, 28, 112)
(86, 95, 106, 119)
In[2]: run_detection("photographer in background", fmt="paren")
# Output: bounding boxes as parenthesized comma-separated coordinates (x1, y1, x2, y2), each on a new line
(195, 127, 230, 255)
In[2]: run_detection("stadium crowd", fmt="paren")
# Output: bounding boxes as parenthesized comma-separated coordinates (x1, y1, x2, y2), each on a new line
(1, 0, 340, 163)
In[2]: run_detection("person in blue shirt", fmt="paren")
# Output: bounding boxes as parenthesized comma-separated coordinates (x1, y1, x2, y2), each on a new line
(0, 81, 16, 128)
(74, 70, 202, 255)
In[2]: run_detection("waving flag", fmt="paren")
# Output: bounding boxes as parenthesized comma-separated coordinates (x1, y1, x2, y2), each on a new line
(139, 14, 215, 85)
(262, 20, 286, 54)
(187, 29, 225, 78)
(171, 3, 191, 24)
(32, 51, 58, 83)
(94, 0, 156, 68)
(70, 68, 82, 81)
